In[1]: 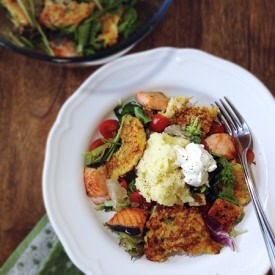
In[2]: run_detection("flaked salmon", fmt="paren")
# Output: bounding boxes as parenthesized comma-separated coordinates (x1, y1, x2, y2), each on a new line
(205, 133, 236, 160)
(107, 207, 148, 236)
(84, 165, 109, 204)
(136, 91, 169, 111)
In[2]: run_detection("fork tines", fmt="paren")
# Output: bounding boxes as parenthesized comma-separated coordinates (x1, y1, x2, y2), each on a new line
(215, 97, 244, 134)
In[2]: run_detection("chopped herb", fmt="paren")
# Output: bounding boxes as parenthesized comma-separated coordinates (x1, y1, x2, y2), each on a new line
(183, 116, 202, 143)
(127, 180, 137, 195)
(192, 184, 208, 194)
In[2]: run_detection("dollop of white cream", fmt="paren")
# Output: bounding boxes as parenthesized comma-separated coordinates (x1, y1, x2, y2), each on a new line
(175, 143, 217, 187)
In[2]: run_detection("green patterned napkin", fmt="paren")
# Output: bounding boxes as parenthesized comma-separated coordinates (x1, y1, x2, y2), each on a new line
(0, 215, 83, 275)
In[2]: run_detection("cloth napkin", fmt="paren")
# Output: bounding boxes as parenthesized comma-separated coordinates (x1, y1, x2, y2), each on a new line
(0, 215, 83, 275)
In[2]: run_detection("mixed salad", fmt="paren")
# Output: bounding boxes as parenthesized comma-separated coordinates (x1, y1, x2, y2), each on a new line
(0, 0, 139, 57)
(83, 91, 255, 261)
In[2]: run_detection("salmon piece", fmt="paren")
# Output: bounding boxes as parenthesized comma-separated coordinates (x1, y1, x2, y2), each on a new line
(135, 91, 169, 111)
(83, 165, 110, 204)
(107, 208, 147, 236)
(208, 198, 243, 231)
(204, 133, 236, 160)
(50, 40, 79, 57)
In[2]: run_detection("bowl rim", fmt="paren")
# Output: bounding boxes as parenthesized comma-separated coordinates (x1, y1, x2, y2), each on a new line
(0, 0, 172, 64)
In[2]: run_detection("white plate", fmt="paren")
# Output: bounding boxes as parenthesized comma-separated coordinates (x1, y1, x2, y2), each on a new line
(43, 47, 275, 275)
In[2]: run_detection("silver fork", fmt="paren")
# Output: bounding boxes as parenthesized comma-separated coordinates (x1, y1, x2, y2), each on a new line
(215, 97, 275, 274)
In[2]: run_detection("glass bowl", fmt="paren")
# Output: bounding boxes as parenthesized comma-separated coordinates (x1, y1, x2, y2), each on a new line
(0, 0, 172, 65)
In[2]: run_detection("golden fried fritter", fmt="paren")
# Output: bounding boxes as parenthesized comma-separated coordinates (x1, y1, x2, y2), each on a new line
(233, 163, 250, 206)
(107, 115, 146, 179)
(170, 105, 218, 137)
(144, 205, 221, 262)
(2, 0, 30, 27)
(39, 0, 95, 29)
(98, 13, 121, 47)
(163, 96, 218, 137)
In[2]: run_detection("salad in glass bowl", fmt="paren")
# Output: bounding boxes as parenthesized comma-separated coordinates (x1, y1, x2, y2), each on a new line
(0, 0, 172, 64)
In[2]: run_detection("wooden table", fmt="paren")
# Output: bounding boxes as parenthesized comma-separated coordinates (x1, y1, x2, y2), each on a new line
(0, 0, 274, 269)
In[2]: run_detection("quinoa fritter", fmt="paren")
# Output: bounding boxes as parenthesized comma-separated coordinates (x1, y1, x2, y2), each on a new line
(144, 205, 221, 262)
(163, 96, 218, 137)
(233, 163, 250, 206)
(107, 115, 146, 179)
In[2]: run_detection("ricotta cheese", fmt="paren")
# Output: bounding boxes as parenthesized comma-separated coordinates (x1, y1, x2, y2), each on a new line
(175, 143, 217, 187)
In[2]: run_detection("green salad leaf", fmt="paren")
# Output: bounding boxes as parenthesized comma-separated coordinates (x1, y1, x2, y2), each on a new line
(118, 7, 138, 38)
(118, 233, 144, 258)
(114, 101, 151, 124)
(84, 116, 125, 166)
(209, 155, 238, 205)
(183, 116, 202, 143)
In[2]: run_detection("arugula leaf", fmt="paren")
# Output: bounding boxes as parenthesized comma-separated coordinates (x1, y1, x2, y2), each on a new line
(12, 0, 54, 55)
(84, 143, 111, 166)
(212, 155, 238, 205)
(183, 116, 202, 143)
(118, 7, 138, 38)
(84, 116, 125, 166)
(76, 21, 92, 53)
(127, 179, 137, 195)
(118, 233, 144, 258)
(114, 101, 151, 125)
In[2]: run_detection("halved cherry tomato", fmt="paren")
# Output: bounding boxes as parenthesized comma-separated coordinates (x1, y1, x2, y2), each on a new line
(201, 139, 210, 151)
(246, 149, 255, 164)
(129, 191, 151, 209)
(99, 119, 119, 139)
(88, 138, 104, 151)
(235, 148, 255, 164)
(148, 114, 169, 133)
(129, 191, 144, 204)
(119, 178, 128, 190)
(208, 122, 225, 135)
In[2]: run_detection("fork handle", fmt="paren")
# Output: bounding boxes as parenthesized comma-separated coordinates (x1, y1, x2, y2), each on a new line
(240, 150, 275, 274)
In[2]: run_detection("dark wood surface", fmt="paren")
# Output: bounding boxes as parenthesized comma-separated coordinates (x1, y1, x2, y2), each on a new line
(0, 0, 274, 269)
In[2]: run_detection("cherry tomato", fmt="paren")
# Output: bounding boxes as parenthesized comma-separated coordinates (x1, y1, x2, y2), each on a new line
(235, 149, 255, 164)
(246, 149, 255, 164)
(99, 119, 119, 139)
(119, 178, 128, 190)
(129, 191, 143, 204)
(201, 139, 210, 151)
(208, 122, 225, 135)
(129, 191, 152, 209)
(88, 138, 104, 151)
(148, 114, 170, 133)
